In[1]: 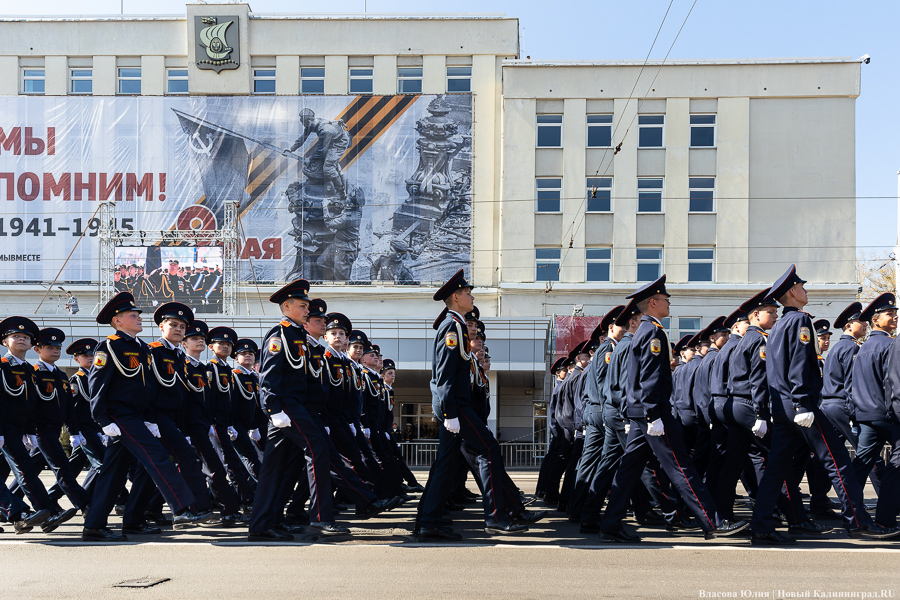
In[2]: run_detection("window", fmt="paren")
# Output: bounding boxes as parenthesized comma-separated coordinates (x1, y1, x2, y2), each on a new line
(586, 177, 612, 212)
(660, 317, 671, 331)
(638, 114, 664, 148)
(536, 114, 562, 147)
(299, 67, 325, 94)
(166, 69, 188, 95)
(397, 67, 422, 94)
(688, 248, 715, 282)
(535, 248, 561, 282)
(679, 317, 701, 337)
(22, 69, 45, 95)
(117, 68, 141, 95)
(637, 178, 664, 212)
(586, 114, 613, 147)
(446, 66, 471, 92)
(689, 177, 715, 212)
(636, 247, 662, 281)
(349, 68, 373, 94)
(535, 178, 562, 213)
(400, 403, 438, 440)
(533, 402, 548, 445)
(69, 69, 92, 94)
(252, 69, 276, 94)
(690, 114, 716, 147)
(586, 247, 611, 282)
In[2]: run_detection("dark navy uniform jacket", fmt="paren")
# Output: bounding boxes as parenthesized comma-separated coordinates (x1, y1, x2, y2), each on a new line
(206, 356, 234, 427)
(548, 378, 564, 436)
(765, 307, 822, 424)
(587, 340, 614, 408)
(429, 310, 473, 422)
(605, 332, 632, 423)
(0, 355, 38, 434)
(673, 357, 701, 417)
(729, 326, 770, 420)
(89, 331, 156, 428)
(554, 365, 580, 436)
(148, 340, 188, 425)
(851, 329, 894, 422)
(183, 357, 212, 428)
(382, 385, 396, 431)
(33, 362, 78, 433)
(470, 362, 490, 422)
(821, 334, 859, 408)
(301, 337, 329, 418)
(691, 348, 718, 422)
(626, 316, 672, 423)
(323, 350, 349, 421)
(232, 367, 261, 430)
(258, 319, 310, 417)
(710, 334, 742, 403)
(70, 367, 98, 434)
(361, 367, 385, 429)
(573, 366, 589, 433)
(882, 335, 900, 422)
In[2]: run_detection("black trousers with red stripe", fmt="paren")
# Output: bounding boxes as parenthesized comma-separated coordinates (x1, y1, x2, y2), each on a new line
(417, 404, 505, 528)
(601, 413, 722, 534)
(751, 413, 874, 534)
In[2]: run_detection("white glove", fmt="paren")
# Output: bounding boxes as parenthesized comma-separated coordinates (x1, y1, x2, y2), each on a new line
(348, 423, 357, 436)
(444, 417, 461, 434)
(624, 423, 631, 435)
(385, 432, 391, 440)
(209, 424, 216, 437)
(101, 435, 110, 446)
(794, 412, 815, 428)
(71, 434, 83, 449)
(646, 418, 665, 437)
(363, 428, 371, 439)
(144, 422, 161, 438)
(325, 426, 331, 434)
(185, 436, 192, 445)
(270, 411, 291, 428)
(249, 428, 261, 442)
(103, 423, 121, 437)
(0, 436, 4, 449)
(227, 426, 238, 441)
(752, 419, 768, 438)
(23, 435, 37, 450)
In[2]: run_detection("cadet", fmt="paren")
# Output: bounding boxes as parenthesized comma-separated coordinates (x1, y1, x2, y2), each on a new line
(691, 317, 729, 490)
(750, 265, 898, 542)
(231, 339, 264, 477)
(599, 276, 748, 543)
(382, 358, 424, 491)
(821, 302, 865, 446)
(83, 292, 203, 542)
(416, 270, 527, 539)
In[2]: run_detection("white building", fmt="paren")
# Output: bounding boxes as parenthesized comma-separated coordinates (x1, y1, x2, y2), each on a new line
(0, 6, 861, 444)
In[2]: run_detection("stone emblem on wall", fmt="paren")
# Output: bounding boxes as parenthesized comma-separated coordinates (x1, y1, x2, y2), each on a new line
(195, 16, 240, 73)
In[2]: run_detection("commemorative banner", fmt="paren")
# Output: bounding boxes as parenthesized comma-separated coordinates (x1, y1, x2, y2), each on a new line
(0, 94, 474, 307)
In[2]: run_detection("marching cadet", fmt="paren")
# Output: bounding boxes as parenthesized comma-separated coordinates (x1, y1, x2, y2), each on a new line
(48, 338, 104, 502)
(181, 319, 244, 526)
(381, 358, 424, 492)
(879, 297, 900, 528)
(0, 317, 75, 533)
(31, 328, 93, 521)
(82, 292, 205, 542)
(806, 318, 839, 518)
(568, 306, 624, 521)
(815, 319, 833, 357)
(599, 276, 748, 543)
(750, 265, 899, 543)
(673, 333, 702, 455)
(416, 269, 527, 539)
(231, 339, 263, 476)
(821, 302, 868, 449)
(206, 326, 257, 507)
(850, 293, 899, 526)
(691, 317, 729, 490)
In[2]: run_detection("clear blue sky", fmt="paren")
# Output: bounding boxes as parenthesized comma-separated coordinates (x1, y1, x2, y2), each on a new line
(13, 0, 899, 255)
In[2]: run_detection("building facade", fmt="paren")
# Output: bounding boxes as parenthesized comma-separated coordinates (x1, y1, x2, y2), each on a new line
(0, 6, 860, 444)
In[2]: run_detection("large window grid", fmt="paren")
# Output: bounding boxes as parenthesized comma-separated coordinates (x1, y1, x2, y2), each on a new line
(637, 178, 664, 213)
(252, 69, 276, 94)
(586, 247, 611, 282)
(536, 178, 562, 213)
(690, 114, 716, 147)
(397, 67, 422, 94)
(349, 68, 373, 94)
(117, 68, 141, 95)
(535, 248, 561, 282)
(586, 177, 612, 212)
(638, 114, 664, 147)
(536, 114, 562, 147)
(587, 114, 613, 147)
(69, 69, 92, 94)
(301, 67, 325, 94)
(688, 248, 715, 282)
(446, 66, 471, 92)
(689, 177, 715, 212)
(636, 247, 662, 281)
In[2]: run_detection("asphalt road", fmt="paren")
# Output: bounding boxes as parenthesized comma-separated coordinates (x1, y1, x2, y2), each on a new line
(2, 472, 899, 600)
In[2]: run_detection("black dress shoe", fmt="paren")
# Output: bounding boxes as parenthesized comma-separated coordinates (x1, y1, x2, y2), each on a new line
(636, 510, 667, 526)
(123, 523, 162, 534)
(705, 520, 750, 539)
(41, 508, 77, 533)
(811, 506, 841, 520)
(751, 531, 797, 546)
(114, 504, 125, 516)
(417, 526, 463, 541)
(82, 528, 128, 542)
(446, 500, 465, 511)
(788, 520, 833, 535)
(512, 509, 548, 525)
(600, 528, 641, 543)
(274, 523, 306, 534)
(580, 522, 601, 534)
(173, 509, 216, 529)
(285, 509, 309, 525)
(485, 521, 529, 535)
(144, 511, 166, 524)
(308, 521, 351, 536)
(248, 529, 294, 542)
(220, 514, 241, 528)
(847, 524, 900, 539)
(356, 497, 400, 518)
(407, 483, 425, 493)
(14, 509, 50, 533)
(666, 517, 702, 532)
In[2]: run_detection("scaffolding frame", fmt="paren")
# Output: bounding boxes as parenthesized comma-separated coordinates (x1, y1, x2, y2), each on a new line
(98, 201, 239, 315)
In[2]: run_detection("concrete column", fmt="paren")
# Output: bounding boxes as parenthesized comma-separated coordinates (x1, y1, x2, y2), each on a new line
(501, 98, 537, 284)
(373, 55, 396, 95)
(422, 55, 445, 94)
(612, 98, 638, 282)
(275, 55, 299, 95)
(93, 56, 116, 96)
(487, 370, 499, 435)
(664, 97, 690, 282)
(324, 55, 348, 94)
(44, 56, 67, 96)
(472, 54, 499, 288)
(716, 97, 750, 283)
(560, 98, 587, 282)
(141, 55, 165, 96)
(0, 57, 17, 96)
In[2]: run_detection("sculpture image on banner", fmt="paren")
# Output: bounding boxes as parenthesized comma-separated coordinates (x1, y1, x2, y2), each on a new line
(0, 94, 473, 290)
(113, 246, 224, 313)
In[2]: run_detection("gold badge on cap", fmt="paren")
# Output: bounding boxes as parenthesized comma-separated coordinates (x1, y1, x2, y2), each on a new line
(799, 327, 811, 345)
(650, 339, 661, 355)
